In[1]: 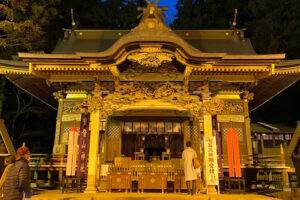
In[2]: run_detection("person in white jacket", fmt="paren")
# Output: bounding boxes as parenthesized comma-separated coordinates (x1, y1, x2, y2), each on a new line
(182, 141, 197, 195)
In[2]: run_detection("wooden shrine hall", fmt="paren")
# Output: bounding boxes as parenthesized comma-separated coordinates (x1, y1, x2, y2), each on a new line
(1, 0, 300, 194)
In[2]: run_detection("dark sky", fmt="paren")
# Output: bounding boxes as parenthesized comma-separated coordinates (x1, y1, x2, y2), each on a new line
(250, 80, 300, 126)
(155, 0, 299, 126)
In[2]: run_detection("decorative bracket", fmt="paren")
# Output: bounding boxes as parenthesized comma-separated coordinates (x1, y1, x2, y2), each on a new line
(53, 90, 65, 100)
(256, 64, 275, 80)
(183, 66, 193, 89)
(29, 63, 49, 79)
(110, 66, 120, 91)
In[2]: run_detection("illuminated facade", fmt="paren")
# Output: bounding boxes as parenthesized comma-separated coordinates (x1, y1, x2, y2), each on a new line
(1, 1, 300, 193)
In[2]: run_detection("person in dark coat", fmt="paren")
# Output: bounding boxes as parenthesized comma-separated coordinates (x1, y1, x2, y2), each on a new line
(3, 144, 31, 200)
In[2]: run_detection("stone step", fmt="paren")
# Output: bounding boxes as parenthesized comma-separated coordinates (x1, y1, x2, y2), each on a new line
(31, 191, 280, 200)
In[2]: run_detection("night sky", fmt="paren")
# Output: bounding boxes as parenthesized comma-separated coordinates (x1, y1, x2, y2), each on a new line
(154, 0, 299, 126)
(157, 0, 178, 24)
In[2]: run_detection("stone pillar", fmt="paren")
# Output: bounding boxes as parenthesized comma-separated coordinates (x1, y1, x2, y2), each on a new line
(85, 109, 101, 193)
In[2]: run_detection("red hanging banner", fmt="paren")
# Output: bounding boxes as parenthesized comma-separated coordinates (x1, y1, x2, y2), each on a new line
(226, 127, 242, 178)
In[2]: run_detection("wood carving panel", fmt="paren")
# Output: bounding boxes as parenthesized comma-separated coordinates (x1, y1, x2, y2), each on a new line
(138, 173, 167, 192)
(107, 172, 131, 192)
(219, 101, 244, 115)
(63, 101, 81, 114)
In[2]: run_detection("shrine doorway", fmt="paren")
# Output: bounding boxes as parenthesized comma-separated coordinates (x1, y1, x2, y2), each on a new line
(121, 131, 184, 161)
(121, 116, 185, 161)
(106, 114, 198, 163)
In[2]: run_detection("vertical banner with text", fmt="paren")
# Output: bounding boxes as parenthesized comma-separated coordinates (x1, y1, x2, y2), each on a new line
(204, 136, 219, 187)
(76, 113, 90, 177)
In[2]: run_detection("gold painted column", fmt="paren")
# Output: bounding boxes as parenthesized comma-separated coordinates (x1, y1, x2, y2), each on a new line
(52, 91, 64, 154)
(280, 144, 290, 190)
(282, 169, 290, 191)
(85, 109, 101, 193)
(203, 114, 213, 137)
(243, 98, 253, 164)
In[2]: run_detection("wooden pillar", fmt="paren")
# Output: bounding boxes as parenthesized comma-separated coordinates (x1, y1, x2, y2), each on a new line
(85, 109, 100, 193)
(53, 97, 64, 154)
(282, 169, 290, 191)
(243, 99, 253, 164)
(280, 144, 286, 167)
(260, 134, 264, 155)
(204, 114, 213, 137)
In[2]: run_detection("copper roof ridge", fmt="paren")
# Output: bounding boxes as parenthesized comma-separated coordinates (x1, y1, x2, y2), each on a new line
(0, 59, 28, 67)
(75, 29, 227, 59)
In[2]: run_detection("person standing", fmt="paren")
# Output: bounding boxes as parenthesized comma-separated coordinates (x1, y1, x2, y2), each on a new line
(3, 144, 31, 200)
(0, 156, 15, 198)
(182, 141, 197, 195)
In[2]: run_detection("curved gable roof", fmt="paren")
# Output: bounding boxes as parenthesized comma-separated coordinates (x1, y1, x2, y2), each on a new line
(52, 29, 257, 56)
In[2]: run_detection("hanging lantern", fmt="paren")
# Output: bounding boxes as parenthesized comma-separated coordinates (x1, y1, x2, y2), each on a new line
(66, 125, 79, 176)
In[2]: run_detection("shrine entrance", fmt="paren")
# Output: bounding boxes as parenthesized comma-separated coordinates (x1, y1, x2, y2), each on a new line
(81, 82, 224, 193)
(117, 117, 186, 161)
(102, 108, 204, 193)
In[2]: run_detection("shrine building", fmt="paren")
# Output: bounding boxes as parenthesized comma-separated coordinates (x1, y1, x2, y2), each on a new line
(0, 1, 300, 193)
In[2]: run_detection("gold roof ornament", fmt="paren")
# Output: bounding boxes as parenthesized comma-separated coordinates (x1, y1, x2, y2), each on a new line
(71, 8, 76, 28)
(231, 8, 238, 30)
(133, 0, 170, 31)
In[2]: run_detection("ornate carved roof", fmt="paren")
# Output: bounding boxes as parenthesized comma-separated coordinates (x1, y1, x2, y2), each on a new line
(0, 2, 299, 111)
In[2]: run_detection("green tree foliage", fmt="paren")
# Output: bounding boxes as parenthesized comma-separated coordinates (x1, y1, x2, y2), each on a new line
(246, 0, 300, 58)
(0, 0, 62, 58)
(0, 0, 149, 152)
(173, 0, 300, 59)
(0, 0, 61, 151)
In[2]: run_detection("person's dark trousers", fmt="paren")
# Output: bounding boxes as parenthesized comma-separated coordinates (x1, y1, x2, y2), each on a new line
(192, 180, 196, 194)
(186, 180, 196, 195)
(186, 181, 191, 195)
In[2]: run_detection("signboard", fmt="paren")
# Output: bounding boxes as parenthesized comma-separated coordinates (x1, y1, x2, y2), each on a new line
(62, 114, 81, 122)
(204, 136, 219, 186)
(217, 115, 244, 123)
(123, 121, 182, 134)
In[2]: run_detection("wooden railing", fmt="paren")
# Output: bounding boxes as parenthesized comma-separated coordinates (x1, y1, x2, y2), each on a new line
(30, 154, 67, 167)
(221, 153, 286, 168)
(29, 154, 67, 188)
(108, 163, 176, 181)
